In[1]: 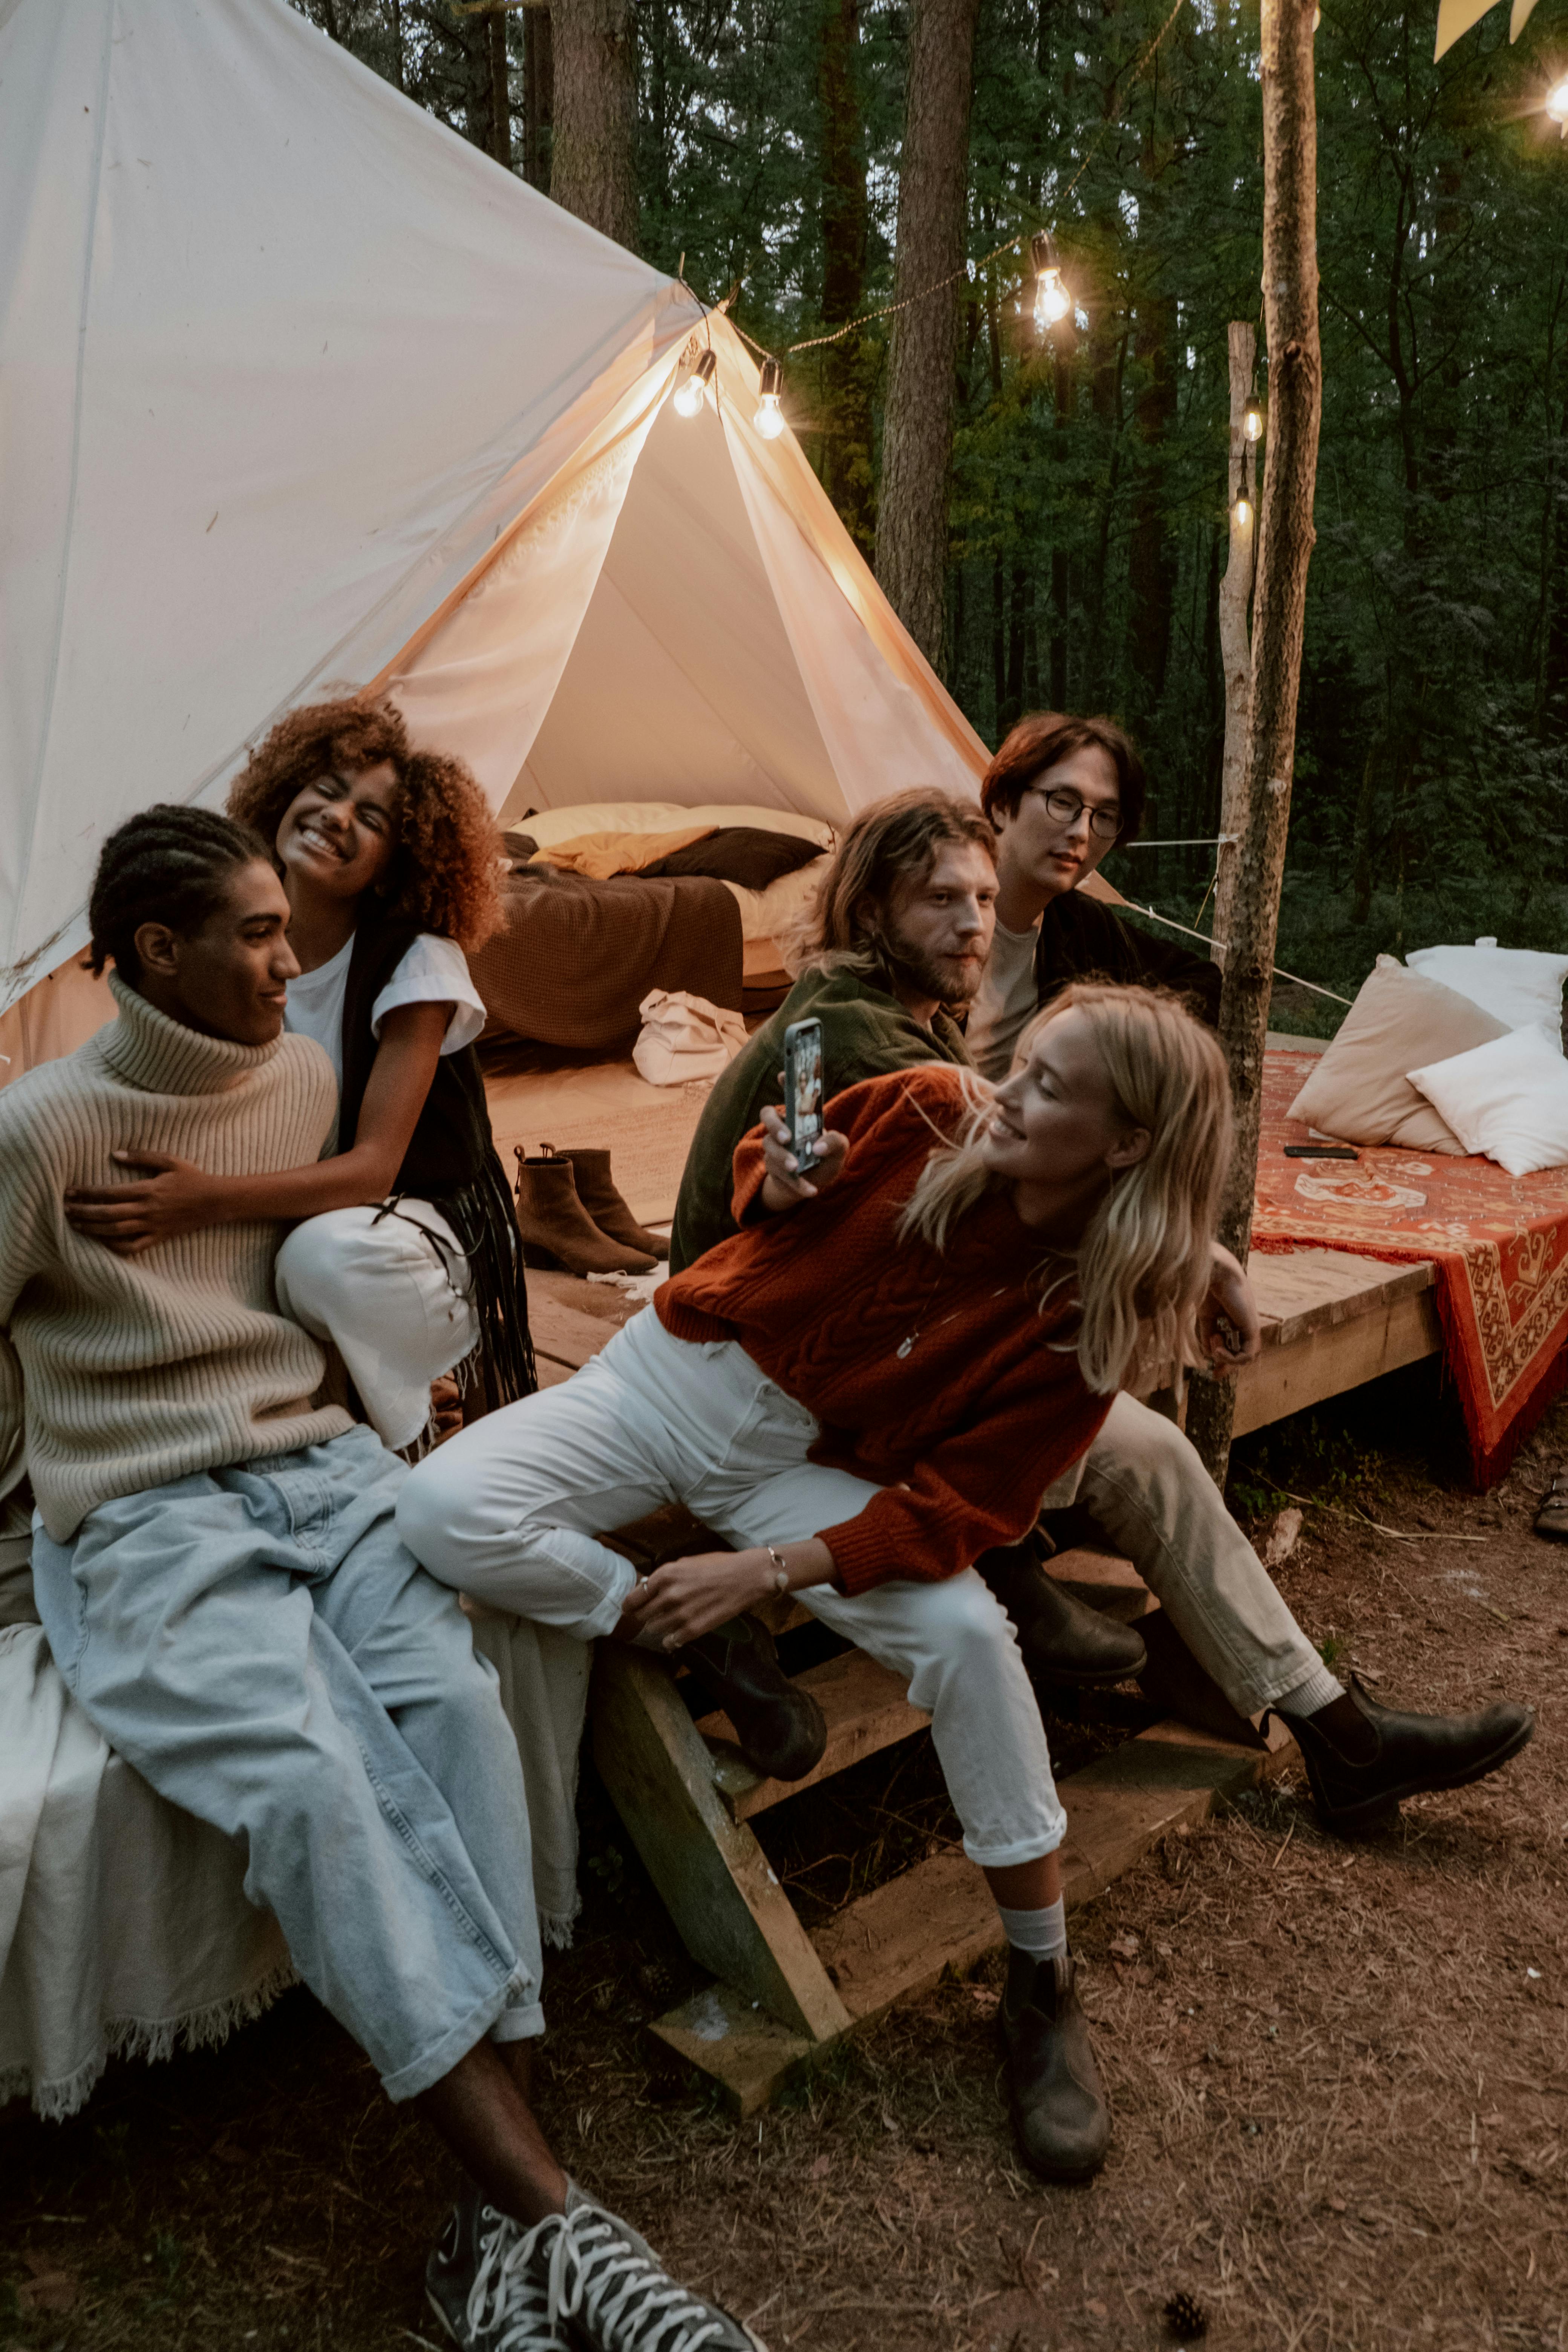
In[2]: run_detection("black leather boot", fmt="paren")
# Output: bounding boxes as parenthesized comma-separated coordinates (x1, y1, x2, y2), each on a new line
(978, 1540, 1147, 1688)
(675, 1614, 827, 1782)
(1275, 1674, 1535, 1835)
(998, 1950, 1111, 2184)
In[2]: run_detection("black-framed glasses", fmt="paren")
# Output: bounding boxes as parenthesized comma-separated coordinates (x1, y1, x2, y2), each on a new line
(1027, 784, 1122, 842)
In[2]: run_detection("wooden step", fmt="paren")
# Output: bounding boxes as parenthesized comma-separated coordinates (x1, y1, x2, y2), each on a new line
(1045, 1544, 1153, 1623)
(647, 1710, 1296, 2112)
(695, 1647, 929, 1822)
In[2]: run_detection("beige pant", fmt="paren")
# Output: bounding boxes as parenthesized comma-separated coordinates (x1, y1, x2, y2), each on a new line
(1043, 1392, 1338, 1718)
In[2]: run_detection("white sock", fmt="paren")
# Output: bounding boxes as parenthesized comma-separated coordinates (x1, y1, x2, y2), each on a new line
(1274, 1660, 1346, 1717)
(995, 1896, 1067, 1964)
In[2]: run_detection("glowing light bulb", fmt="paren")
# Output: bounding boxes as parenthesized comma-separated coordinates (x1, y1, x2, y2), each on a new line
(1233, 496, 1253, 528)
(1547, 75, 1568, 133)
(673, 348, 717, 417)
(1243, 396, 1265, 443)
(754, 356, 786, 439)
(1030, 230, 1072, 335)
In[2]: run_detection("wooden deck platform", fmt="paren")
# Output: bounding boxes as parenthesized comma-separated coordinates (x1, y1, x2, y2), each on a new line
(501, 1027, 1449, 2108)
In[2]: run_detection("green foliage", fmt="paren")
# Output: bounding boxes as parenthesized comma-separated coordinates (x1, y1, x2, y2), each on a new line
(296, 0, 1568, 993)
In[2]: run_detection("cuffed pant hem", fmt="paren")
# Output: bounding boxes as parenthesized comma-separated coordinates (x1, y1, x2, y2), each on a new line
(962, 1826, 1067, 1871)
(570, 1559, 639, 1642)
(1246, 1656, 1344, 1717)
(380, 1969, 531, 2103)
(490, 2002, 547, 2044)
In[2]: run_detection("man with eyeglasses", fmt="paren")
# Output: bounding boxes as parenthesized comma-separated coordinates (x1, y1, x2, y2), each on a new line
(965, 712, 1220, 1084)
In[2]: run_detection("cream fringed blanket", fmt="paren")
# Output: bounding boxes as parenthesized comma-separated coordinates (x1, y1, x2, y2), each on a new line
(0, 1553, 588, 2117)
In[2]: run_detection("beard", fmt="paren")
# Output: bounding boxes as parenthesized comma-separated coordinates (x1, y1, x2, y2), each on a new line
(875, 917, 987, 1011)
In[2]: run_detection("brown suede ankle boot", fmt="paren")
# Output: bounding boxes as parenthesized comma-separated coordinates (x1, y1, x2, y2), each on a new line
(544, 1143, 666, 1261)
(513, 1150, 658, 1276)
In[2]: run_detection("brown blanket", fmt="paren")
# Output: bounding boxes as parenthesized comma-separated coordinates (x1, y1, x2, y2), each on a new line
(469, 867, 745, 1050)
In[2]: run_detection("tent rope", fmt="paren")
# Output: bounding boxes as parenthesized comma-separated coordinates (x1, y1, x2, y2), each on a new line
(1117, 895, 1354, 1007)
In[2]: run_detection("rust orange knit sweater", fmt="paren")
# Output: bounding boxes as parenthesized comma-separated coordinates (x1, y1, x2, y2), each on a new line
(655, 1065, 1112, 1594)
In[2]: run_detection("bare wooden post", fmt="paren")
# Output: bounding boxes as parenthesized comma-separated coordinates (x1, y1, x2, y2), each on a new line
(1185, 0, 1321, 1489)
(1211, 320, 1258, 957)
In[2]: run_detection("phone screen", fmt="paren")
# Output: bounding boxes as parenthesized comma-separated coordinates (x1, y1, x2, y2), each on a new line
(784, 1017, 824, 1153)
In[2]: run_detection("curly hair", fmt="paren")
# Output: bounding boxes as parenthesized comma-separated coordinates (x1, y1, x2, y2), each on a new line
(226, 697, 504, 952)
(89, 805, 274, 984)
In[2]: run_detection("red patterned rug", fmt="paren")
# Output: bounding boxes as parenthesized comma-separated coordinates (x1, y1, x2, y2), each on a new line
(1253, 1049, 1568, 1482)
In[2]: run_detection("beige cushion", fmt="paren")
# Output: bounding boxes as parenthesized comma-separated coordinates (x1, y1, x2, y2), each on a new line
(1287, 957, 1510, 1153)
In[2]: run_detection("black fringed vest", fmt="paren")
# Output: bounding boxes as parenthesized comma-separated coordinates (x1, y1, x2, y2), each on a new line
(337, 913, 536, 1409)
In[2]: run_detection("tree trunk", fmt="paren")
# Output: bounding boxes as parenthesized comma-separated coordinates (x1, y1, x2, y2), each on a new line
(524, 5, 553, 190)
(550, 0, 638, 251)
(1050, 337, 1076, 708)
(1211, 320, 1258, 956)
(819, 0, 875, 554)
(487, 7, 512, 167)
(1127, 295, 1179, 732)
(875, 0, 980, 669)
(1185, 0, 1321, 1491)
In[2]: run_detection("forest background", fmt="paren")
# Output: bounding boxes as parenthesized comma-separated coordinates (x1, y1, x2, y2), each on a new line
(294, 0, 1568, 1023)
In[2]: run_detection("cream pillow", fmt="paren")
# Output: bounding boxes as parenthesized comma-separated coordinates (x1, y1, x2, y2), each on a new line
(1286, 957, 1509, 1153)
(1407, 1023, 1568, 1176)
(1406, 937, 1568, 1048)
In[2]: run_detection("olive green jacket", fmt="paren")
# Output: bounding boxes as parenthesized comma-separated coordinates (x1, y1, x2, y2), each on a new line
(668, 963, 970, 1273)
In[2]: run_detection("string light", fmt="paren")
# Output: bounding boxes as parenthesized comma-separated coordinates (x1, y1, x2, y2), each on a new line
(1233, 495, 1253, 528)
(1243, 393, 1265, 443)
(1547, 75, 1568, 134)
(754, 357, 786, 439)
(1031, 231, 1072, 333)
(673, 348, 717, 418)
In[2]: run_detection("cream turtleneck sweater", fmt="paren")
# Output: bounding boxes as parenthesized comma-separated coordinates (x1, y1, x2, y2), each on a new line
(0, 974, 353, 1541)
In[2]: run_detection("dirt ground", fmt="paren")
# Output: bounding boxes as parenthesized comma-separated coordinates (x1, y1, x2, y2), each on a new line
(3, 1358, 1565, 2352)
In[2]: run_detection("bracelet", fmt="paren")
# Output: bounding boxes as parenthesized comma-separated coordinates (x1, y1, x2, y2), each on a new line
(765, 1545, 790, 1594)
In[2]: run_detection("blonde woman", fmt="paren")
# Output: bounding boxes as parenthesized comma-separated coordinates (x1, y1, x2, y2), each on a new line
(401, 985, 1228, 2182)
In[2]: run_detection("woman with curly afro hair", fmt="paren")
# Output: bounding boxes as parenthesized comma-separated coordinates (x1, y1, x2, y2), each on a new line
(65, 696, 534, 1446)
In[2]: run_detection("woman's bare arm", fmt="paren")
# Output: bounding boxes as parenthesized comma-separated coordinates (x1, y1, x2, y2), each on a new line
(64, 1001, 452, 1255)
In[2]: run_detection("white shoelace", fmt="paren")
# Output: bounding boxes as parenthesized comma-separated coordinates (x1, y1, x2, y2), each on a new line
(524, 2209, 736, 2352)
(464, 2209, 556, 2349)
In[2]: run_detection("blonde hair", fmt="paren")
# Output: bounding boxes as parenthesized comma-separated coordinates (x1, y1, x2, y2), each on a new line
(898, 984, 1233, 1394)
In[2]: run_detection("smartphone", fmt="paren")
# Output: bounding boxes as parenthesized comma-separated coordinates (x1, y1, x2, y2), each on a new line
(783, 1017, 825, 1159)
(1283, 1144, 1359, 1161)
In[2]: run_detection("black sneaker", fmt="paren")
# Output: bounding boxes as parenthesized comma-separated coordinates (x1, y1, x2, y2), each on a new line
(426, 2193, 563, 2349)
(519, 2196, 768, 2350)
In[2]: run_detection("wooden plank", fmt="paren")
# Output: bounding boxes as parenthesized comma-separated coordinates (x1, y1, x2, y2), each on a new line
(1046, 1545, 1154, 1624)
(591, 1645, 851, 2044)
(698, 1648, 929, 1822)
(527, 1287, 629, 1373)
(797, 1713, 1296, 2037)
(646, 1983, 817, 2116)
(1231, 1284, 1441, 1438)
(1248, 1246, 1435, 1350)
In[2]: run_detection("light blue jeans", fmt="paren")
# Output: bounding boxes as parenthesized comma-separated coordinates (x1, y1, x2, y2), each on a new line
(31, 1423, 542, 2100)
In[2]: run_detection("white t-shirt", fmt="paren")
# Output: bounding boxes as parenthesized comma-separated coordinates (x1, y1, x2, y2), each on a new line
(965, 916, 1042, 1082)
(283, 931, 487, 1092)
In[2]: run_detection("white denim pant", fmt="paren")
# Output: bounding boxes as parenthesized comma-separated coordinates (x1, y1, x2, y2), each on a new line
(1044, 1393, 1337, 1718)
(275, 1199, 478, 1453)
(32, 1425, 542, 2101)
(399, 1309, 1066, 1870)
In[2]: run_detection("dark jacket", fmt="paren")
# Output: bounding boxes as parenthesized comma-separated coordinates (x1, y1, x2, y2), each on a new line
(668, 963, 971, 1273)
(1035, 889, 1222, 1026)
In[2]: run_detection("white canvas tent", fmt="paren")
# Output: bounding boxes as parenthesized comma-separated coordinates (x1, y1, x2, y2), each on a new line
(0, 0, 999, 1051)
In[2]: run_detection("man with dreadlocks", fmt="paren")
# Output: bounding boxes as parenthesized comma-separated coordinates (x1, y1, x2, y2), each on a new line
(63, 697, 534, 1454)
(0, 806, 766, 2352)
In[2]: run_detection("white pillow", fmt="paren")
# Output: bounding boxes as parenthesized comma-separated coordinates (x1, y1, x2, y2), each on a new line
(1407, 1023, 1568, 1176)
(1406, 937, 1568, 1048)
